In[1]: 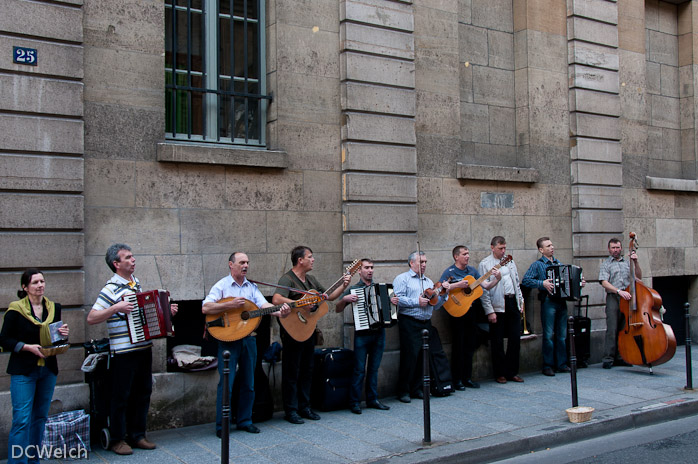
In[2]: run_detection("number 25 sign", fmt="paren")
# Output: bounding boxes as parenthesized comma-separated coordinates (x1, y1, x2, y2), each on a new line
(13, 46, 37, 66)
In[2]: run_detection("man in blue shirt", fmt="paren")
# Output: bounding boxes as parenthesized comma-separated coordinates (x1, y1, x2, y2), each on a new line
(521, 237, 583, 376)
(203, 252, 290, 437)
(393, 251, 445, 403)
(439, 245, 500, 390)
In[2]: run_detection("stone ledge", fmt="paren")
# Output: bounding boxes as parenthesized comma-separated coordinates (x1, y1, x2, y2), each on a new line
(646, 176, 698, 192)
(157, 142, 288, 169)
(456, 163, 539, 184)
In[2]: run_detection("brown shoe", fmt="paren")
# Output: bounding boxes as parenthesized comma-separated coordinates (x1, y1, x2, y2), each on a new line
(112, 440, 133, 455)
(495, 376, 507, 384)
(133, 438, 157, 450)
(508, 375, 524, 383)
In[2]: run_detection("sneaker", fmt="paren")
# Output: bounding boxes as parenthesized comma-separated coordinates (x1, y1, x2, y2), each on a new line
(112, 441, 133, 455)
(602, 361, 613, 369)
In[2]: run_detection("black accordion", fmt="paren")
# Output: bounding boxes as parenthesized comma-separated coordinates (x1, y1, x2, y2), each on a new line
(350, 283, 397, 332)
(546, 265, 583, 301)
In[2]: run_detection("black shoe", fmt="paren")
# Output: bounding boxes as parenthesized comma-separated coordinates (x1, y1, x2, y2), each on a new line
(542, 367, 555, 377)
(366, 400, 390, 410)
(454, 381, 466, 391)
(602, 361, 613, 369)
(215, 428, 231, 438)
(397, 394, 411, 403)
(350, 404, 362, 415)
(464, 379, 480, 389)
(411, 390, 424, 399)
(236, 424, 260, 434)
(299, 408, 321, 421)
(285, 411, 305, 424)
(614, 359, 632, 367)
(556, 365, 571, 373)
(577, 360, 588, 368)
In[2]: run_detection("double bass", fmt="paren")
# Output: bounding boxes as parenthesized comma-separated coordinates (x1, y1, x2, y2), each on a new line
(617, 232, 676, 370)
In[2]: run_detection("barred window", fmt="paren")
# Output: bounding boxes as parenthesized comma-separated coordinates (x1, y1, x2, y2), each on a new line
(165, 0, 267, 146)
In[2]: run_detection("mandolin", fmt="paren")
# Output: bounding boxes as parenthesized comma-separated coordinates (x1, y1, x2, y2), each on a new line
(280, 259, 361, 342)
(205, 294, 324, 342)
(442, 255, 513, 317)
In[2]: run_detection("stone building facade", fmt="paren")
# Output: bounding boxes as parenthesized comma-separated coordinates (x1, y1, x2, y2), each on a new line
(1, 0, 698, 454)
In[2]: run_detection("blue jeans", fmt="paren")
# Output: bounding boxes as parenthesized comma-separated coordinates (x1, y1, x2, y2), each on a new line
(8, 366, 57, 464)
(351, 329, 385, 405)
(541, 297, 568, 369)
(216, 337, 256, 433)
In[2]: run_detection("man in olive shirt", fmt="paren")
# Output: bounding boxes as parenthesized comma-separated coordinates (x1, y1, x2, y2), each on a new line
(272, 246, 349, 424)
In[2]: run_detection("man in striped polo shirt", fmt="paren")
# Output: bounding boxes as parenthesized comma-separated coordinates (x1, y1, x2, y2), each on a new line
(87, 243, 178, 456)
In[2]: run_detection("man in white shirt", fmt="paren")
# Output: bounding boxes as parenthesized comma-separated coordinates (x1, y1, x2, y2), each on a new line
(478, 236, 524, 384)
(203, 252, 289, 437)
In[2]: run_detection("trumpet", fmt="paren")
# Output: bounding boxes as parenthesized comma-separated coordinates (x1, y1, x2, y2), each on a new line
(521, 299, 530, 335)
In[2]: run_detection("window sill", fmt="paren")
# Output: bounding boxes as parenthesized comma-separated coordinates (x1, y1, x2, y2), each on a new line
(456, 163, 539, 184)
(157, 142, 288, 169)
(645, 176, 698, 193)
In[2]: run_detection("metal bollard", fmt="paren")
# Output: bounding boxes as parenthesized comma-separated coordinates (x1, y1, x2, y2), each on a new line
(568, 317, 578, 407)
(221, 350, 230, 464)
(422, 328, 431, 445)
(685, 303, 693, 391)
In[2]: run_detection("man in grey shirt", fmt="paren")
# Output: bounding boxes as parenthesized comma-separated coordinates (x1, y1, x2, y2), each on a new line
(599, 237, 641, 369)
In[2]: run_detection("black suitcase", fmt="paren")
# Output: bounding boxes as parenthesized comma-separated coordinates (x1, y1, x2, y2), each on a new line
(311, 348, 354, 411)
(566, 295, 591, 367)
(428, 326, 453, 397)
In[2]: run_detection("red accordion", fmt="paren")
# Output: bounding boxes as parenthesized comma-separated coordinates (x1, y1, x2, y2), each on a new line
(122, 289, 174, 343)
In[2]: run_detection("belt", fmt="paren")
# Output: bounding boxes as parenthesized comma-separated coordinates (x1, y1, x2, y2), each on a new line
(504, 294, 516, 299)
(400, 314, 431, 323)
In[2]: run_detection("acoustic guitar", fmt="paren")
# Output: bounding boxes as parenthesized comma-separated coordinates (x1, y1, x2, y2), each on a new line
(205, 294, 323, 342)
(442, 255, 513, 317)
(279, 259, 361, 342)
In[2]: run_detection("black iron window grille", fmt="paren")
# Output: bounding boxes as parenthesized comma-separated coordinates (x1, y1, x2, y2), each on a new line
(165, 0, 269, 146)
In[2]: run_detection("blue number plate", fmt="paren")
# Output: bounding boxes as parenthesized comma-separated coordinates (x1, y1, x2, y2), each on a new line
(13, 46, 38, 66)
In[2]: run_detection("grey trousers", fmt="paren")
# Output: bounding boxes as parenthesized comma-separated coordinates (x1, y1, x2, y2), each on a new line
(602, 293, 623, 363)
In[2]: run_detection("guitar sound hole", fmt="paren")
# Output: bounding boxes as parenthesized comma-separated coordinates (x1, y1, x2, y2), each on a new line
(464, 288, 471, 295)
(297, 313, 307, 324)
(240, 311, 250, 321)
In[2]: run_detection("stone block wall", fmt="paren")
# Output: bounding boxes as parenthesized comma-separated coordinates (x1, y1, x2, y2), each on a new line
(2, 1, 698, 456)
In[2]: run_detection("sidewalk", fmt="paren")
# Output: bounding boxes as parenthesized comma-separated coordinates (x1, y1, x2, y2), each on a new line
(38, 347, 698, 463)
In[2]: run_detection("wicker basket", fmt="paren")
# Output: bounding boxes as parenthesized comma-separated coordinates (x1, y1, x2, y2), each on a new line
(566, 406, 594, 423)
(39, 344, 70, 357)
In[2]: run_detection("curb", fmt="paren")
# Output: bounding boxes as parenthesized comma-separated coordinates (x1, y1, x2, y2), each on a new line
(368, 394, 698, 464)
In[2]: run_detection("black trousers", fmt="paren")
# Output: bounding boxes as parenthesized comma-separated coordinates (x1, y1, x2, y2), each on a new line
(449, 308, 478, 383)
(488, 297, 521, 379)
(279, 324, 316, 415)
(109, 347, 152, 442)
(397, 315, 431, 396)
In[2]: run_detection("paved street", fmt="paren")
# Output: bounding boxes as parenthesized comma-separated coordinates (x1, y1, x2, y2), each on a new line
(12, 347, 698, 464)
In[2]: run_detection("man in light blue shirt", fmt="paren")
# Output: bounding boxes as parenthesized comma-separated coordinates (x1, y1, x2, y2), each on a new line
(203, 252, 289, 437)
(393, 251, 444, 403)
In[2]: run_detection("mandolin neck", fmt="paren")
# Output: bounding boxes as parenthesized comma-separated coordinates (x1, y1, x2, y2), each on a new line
(246, 299, 309, 319)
